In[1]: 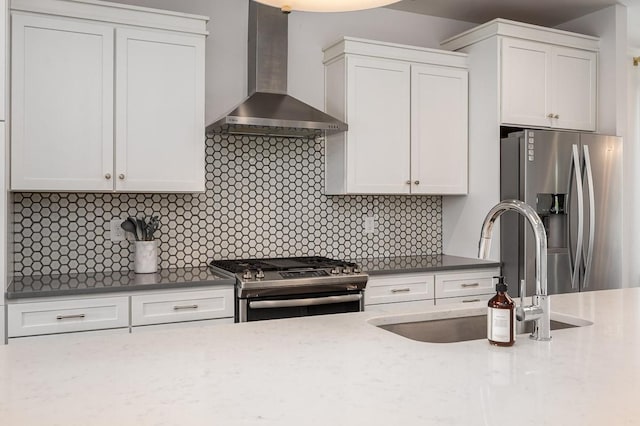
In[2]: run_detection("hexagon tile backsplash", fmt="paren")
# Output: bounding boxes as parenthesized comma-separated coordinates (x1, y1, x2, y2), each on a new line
(13, 134, 442, 276)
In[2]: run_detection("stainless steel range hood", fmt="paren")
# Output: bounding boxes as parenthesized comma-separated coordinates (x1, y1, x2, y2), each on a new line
(206, 1, 347, 138)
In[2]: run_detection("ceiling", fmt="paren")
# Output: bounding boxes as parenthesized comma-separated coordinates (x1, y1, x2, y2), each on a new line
(388, 0, 638, 27)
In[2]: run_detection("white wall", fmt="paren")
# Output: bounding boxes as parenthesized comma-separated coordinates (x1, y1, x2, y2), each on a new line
(107, 0, 474, 122)
(287, 10, 473, 110)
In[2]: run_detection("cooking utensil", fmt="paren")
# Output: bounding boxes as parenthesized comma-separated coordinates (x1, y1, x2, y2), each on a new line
(121, 215, 161, 241)
(136, 218, 145, 241)
(121, 218, 138, 239)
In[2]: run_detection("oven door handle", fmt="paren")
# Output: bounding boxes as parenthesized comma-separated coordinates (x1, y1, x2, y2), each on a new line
(249, 294, 362, 309)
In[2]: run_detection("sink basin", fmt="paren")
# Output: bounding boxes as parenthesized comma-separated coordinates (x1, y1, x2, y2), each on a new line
(377, 314, 587, 343)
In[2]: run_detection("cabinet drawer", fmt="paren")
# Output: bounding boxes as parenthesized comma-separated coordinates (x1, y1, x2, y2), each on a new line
(435, 294, 493, 306)
(131, 288, 234, 326)
(7, 296, 129, 337)
(365, 274, 434, 305)
(435, 269, 499, 299)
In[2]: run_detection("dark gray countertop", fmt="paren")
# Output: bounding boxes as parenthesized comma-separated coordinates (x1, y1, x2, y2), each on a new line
(352, 255, 500, 275)
(6, 267, 236, 300)
(6, 256, 498, 300)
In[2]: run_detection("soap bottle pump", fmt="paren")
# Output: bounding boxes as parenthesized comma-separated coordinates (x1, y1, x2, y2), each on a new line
(487, 276, 516, 347)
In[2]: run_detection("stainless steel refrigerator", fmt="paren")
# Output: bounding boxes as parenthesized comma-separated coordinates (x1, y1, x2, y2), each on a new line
(500, 129, 622, 296)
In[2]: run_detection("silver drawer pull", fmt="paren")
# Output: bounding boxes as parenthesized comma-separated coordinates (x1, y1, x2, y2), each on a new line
(462, 299, 481, 303)
(173, 304, 199, 311)
(461, 283, 480, 288)
(391, 288, 411, 293)
(56, 314, 86, 320)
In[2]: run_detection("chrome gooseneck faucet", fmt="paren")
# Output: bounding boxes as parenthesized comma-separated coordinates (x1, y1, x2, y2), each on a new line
(478, 199, 551, 341)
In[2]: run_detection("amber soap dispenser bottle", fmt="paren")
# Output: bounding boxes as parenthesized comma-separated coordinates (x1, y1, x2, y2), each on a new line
(487, 276, 516, 346)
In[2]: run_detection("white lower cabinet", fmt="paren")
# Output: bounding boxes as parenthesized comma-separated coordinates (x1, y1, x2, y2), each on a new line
(131, 288, 234, 326)
(1, 305, 5, 343)
(434, 268, 500, 305)
(7, 285, 235, 340)
(434, 269, 498, 299)
(7, 296, 129, 337)
(365, 274, 435, 306)
(364, 267, 500, 311)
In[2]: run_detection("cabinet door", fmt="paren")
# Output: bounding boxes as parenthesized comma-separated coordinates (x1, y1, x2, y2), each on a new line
(11, 13, 114, 191)
(500, 38, 551, 128)
(115, 28, 205, 192)
(346, 56, 410, 194)
(411, 65, 468, 194)
(550, 46, 596, 131)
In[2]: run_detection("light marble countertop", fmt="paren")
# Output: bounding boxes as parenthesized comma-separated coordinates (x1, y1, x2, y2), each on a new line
(1, 288, 639, 425)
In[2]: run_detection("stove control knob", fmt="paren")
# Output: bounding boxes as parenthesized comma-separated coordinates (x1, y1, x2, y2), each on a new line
(353, 267, 361, 274)
(242, 270, 253, 280)
(343, 266, 352, 274)
(255, 269, 265, 280)
(331, 267, 341, 275)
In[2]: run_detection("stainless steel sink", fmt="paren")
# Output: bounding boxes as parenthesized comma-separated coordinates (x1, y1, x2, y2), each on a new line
(378, 314, 582, 343)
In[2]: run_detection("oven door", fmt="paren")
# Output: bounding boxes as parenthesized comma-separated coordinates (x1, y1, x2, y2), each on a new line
(239, 290, 363, 322)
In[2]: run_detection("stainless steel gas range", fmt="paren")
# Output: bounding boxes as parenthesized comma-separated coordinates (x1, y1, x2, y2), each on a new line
(209, 257, 368, 322)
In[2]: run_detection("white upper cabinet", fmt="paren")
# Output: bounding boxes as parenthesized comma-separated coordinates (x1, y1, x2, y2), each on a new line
(324, 37, 468, 195)
(501, 38, 596, 131)
(344, 56, 411, 194)
(500, 38, 551, 128)
(115, 28, 205, 192)
(442, 19, 598, 132)
(550, 46, 597, 131)
(11, 13, 115, 191)
(411, 65, 468, 194)
(10, 0, 208, 192)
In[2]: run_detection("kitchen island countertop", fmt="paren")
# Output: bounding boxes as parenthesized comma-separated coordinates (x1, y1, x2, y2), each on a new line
(1, 288, 638, 425)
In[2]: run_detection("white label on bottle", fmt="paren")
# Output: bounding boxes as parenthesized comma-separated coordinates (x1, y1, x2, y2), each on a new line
(487, 308, 514, 343)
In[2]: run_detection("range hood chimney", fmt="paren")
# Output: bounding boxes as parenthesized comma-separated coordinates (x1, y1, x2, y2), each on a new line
(206, 1, 348, 138)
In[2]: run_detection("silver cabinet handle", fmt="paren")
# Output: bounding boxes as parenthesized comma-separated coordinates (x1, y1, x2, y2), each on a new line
(118, 174, 125, 180)
(554, 114, 560, 119)
(391, 288, 411, 293)
(56, 314, 86, 320)
(462, 299, 481, 303)
(249, 294, 362, 309)
(547, 113, 555, 118)
(405, 180, 411, 185)
(414, 180, 420, 185)
(105, 173, 111, 180)
(173, 304, 199, 311)
(461, 283, 479, 288)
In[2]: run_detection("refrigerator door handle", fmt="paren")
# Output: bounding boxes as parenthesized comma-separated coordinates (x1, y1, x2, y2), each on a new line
(582, 145, 595, 289)
(567, 144, 584, 290)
